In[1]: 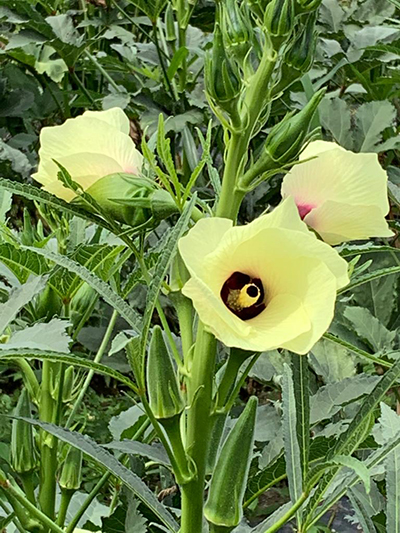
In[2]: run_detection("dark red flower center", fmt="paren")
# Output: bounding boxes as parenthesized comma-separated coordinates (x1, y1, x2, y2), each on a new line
(220, 271, 266, 320)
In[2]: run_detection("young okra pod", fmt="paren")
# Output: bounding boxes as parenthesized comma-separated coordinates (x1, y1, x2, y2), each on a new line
(204, 396, 258, 529)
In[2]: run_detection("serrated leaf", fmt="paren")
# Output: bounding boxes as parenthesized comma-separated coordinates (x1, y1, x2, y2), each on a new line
(332, 455, 370, 494)
(339, 266, 400, 295)
(49, 244, 123, 300)
(0, 243, 49, 283)
(103, 441, 170, 467)
(0, 318, 71, 352)
(344, 306, 396, 352)
(0, 349, 138, 393)
(0, 276, 47, 335)
(319, 97, 353, 149)
(10, 418, 178, 532)
(310, 375, 380, 425)
(23, 246, 141, 333)
(309, 338, 356, 384)
(354, 100, 396, 152)
(348, 488, 377, 533)
(0, 178, 112, 231)
(291, 354, 310, 482)
(282, 364, 303, 514)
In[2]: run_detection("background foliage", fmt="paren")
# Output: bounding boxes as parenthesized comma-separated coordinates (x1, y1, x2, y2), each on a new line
(1, 0, 400, 532)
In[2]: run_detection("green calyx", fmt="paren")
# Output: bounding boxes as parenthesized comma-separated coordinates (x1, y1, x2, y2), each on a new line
(59, 446, 83, 491)
(81, 173, 178, 227)
(11, 389, 38, 474)
(146, 326, 185, 421)
(205, 24, 242, 113)
(284, 12, 317, 72)
(221, 0, 253, 63)
(264, 0, 294, 38)
(204, 396, 258, 528)
(264, 87, 325, 163)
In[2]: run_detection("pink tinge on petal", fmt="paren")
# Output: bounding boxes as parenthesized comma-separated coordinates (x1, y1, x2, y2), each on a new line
(297, 203, 316, 220)
(123, 166, 139, 174)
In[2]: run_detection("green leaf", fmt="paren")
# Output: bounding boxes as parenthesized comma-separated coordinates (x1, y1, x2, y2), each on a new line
(45, 14, 82, 46)
(332, 455, 370, 494)
(309, 338, 356, 384)
(49, 244, 123, 300)
(0, 140, 32, 177)
(354, 100, 397, 152)
(10, 418, 179, 532)
(339, 266, 400, 295)
(0, 243, 49, 283)
(0, 349, 138, 393)
(310, 374, 380, 425)
(126, 0, 168, 22)
(167, 47, 189, 80)
(0, 318, 71, 352)
(0, 190, 12, 222)
(23, 246, 142, 334)
(291, 354, 310, 481)
(344, 306, 396, 352)
(103, 440, 171, 467)
(374, 403, 400, 533)
(0, 276, 47, 335)
(157, 115, 181, 198)
(348, 488, 378, 533)
(0, 178, 112, 231)
(319, 97, 353, 149)
(281, 364, 303, 513)
(139, 196, 196, 376)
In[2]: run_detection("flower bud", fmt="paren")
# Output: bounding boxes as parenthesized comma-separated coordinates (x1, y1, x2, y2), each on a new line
(79, 174, 179, 227)
(204, 396, 258, 528)
(222, 0, 252, 64)
(146, 326, 184, 421)
(285, 12, 317, 72)
(297, 0, 322, 13)
(205, 24, 242, 114)
(11, 389, 38, 474)
(59, 446, 82, 491)
(264, 88, 325, 163)
(264, 0, 294, 38)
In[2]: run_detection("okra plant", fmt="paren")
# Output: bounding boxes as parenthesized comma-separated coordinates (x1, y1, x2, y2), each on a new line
(0, 0, 399, 532)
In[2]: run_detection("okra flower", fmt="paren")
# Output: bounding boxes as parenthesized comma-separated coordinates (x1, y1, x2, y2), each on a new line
(179, 198, 349, 355)
(281, 141, 393, 245)
(32, 107, 143, 202)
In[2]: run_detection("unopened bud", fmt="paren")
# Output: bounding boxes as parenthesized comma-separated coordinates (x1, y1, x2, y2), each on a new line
(11, 389, 38, 474)
(285, 12, 317, 72)
(265, 88, 325, 163)
(222, 0, 252, 63)
(59, 446, 82, 491)
(83, 174, 178, 227)
(205, 24, 242, 114)
(62, 366, 75, 403)
(146, 326, 184, 421)
(297, 0, 322, 13)
(264, 0, 294, 38)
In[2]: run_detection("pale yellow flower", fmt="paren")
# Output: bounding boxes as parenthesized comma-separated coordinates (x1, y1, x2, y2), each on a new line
(281, 140, 393, 245)
(179, 198, 349, 355)
(32, 108, 143, 202)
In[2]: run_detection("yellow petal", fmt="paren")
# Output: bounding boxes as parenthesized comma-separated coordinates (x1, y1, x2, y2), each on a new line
(299, 140, 346, 160)
(178, 217, 233, 277)
(83, 107, 130, 135)
(305, 201, 394, 245)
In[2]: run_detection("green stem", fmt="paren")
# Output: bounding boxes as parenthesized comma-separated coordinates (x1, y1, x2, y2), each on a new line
(38, 361, 57, 523)
(261, 493, 308, 533)
(216, 350, 254, 409)
(152, 22, 178, 102)
(174, 293, 194, 361)
(216, 48, 277, 220)
(66, 310, 118, 429)
(19, 472, 36, 505)
(0, 479, 65, 533)
(180, 323, 217, 533)
(56, 489, 74, 527)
